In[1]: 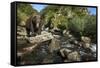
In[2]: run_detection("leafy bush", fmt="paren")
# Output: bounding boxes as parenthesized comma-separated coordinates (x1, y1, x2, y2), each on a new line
(83, 15, 96, 43)
(68, 16, 86, 37)
(17, 3, 38, 25)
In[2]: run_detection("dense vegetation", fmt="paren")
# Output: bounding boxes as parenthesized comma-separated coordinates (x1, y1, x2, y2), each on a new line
(17, 3, 38, 25)
(41, 5, 96, 43)
(17, 4, 96, 43)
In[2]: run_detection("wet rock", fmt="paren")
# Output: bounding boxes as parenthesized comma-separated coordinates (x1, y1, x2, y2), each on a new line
(90, 44, 96, 53)
(60, 48, 72, 58)
(41, 31, 49, 34)
(68, 34, 73, 38)
(81, 52, 95, 61)
(17, 31, 27, 36)
(90, 44, 96, 58)
(28, 32, 54, 44)
(79, 51, 87, 56)
(48, 38, 61, 53)
(63, 30, 73, 39)
(81, 36, 91, 43)
(81, 36, 91, 48)
(64, 59, 70, 62)
(42, 52, 63, 63)
(61, 43, 74, 48)
(67, 51, 81, 61)
(17, 26, 27, 35)
(51, 27, 62, 35)
(42, 58, 53, 63)
(59, 48, 80, 61)
(53, 35, 61, 39)
(63, 30, 69, 36)
(79, 43, 97, 61)
(17, 26, 27, 41)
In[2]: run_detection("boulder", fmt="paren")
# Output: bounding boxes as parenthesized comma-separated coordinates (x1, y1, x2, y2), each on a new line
(90, 44, 96, 53)
(60, 48, 72, 57)
(41, 31, 48, 34)
(67, 51, 81, 61)
(17, 26, 27, 40)
(53, 35, 61, 39)
(19, 21, 26, 27)
(28, 32, 54, 44)
(63, 30, 69, 36)
(81, 36, 91, 43)
(42, 55, 54, 63)
(59, 48, 80, 61)
(17, 31, 27, 36)
(48, 38, 61, 53)
(81, 52, 95, 61)
(81, 36, 91, 48)
(17, 26, 26, 32)
(61, 44, 74, 48)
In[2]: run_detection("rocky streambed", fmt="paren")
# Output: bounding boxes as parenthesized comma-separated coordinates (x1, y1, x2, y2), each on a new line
(17, 29, 97, 65)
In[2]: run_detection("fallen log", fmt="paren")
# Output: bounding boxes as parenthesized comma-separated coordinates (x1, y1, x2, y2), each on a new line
(17, 31, 54, 57)
(27, 32, 54, 44)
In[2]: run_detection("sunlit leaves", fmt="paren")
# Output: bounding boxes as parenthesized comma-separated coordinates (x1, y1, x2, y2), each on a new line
(17, 3, 38, 25)
(41, 5, 96, 42)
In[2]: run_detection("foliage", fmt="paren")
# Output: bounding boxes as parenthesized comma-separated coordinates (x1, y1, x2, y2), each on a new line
(41, 6, 89, 30)
(17, 4, 96, 43)
(68, 15, 87, 37)
(17, 3, 38, 25)
(83, 15, 96, 43)
(41, 5, 96, 42)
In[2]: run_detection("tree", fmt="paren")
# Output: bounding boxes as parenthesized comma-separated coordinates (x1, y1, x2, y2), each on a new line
(17, 3, 38, 25)
(41, 5, 96, 43)
(83, 15, 96, 43)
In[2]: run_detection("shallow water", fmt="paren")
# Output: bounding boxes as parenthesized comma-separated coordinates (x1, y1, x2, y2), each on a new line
(17, 33, 97, 65)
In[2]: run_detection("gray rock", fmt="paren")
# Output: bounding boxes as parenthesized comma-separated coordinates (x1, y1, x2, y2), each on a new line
(28, 32, 54, 44)
(60, 48, 72, 57)
(19, 21, 26, 27)
(90, 44, 96, 53)
(63, 30, 70, 36)
(41, 31, 49, 34)
(81, 36, 91, 43)
(67, 51, 81, 61)
(48, 38, 61, 53)
(17, 26, 27, 40)
(81, 36, 91, 48)
(53, 35, 61, 39)
(61, 43, 74, 48)
(84, 43, 91, 49)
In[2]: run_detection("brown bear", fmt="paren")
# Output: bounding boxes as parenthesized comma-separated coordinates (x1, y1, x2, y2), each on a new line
(25, 14, 42, 37)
